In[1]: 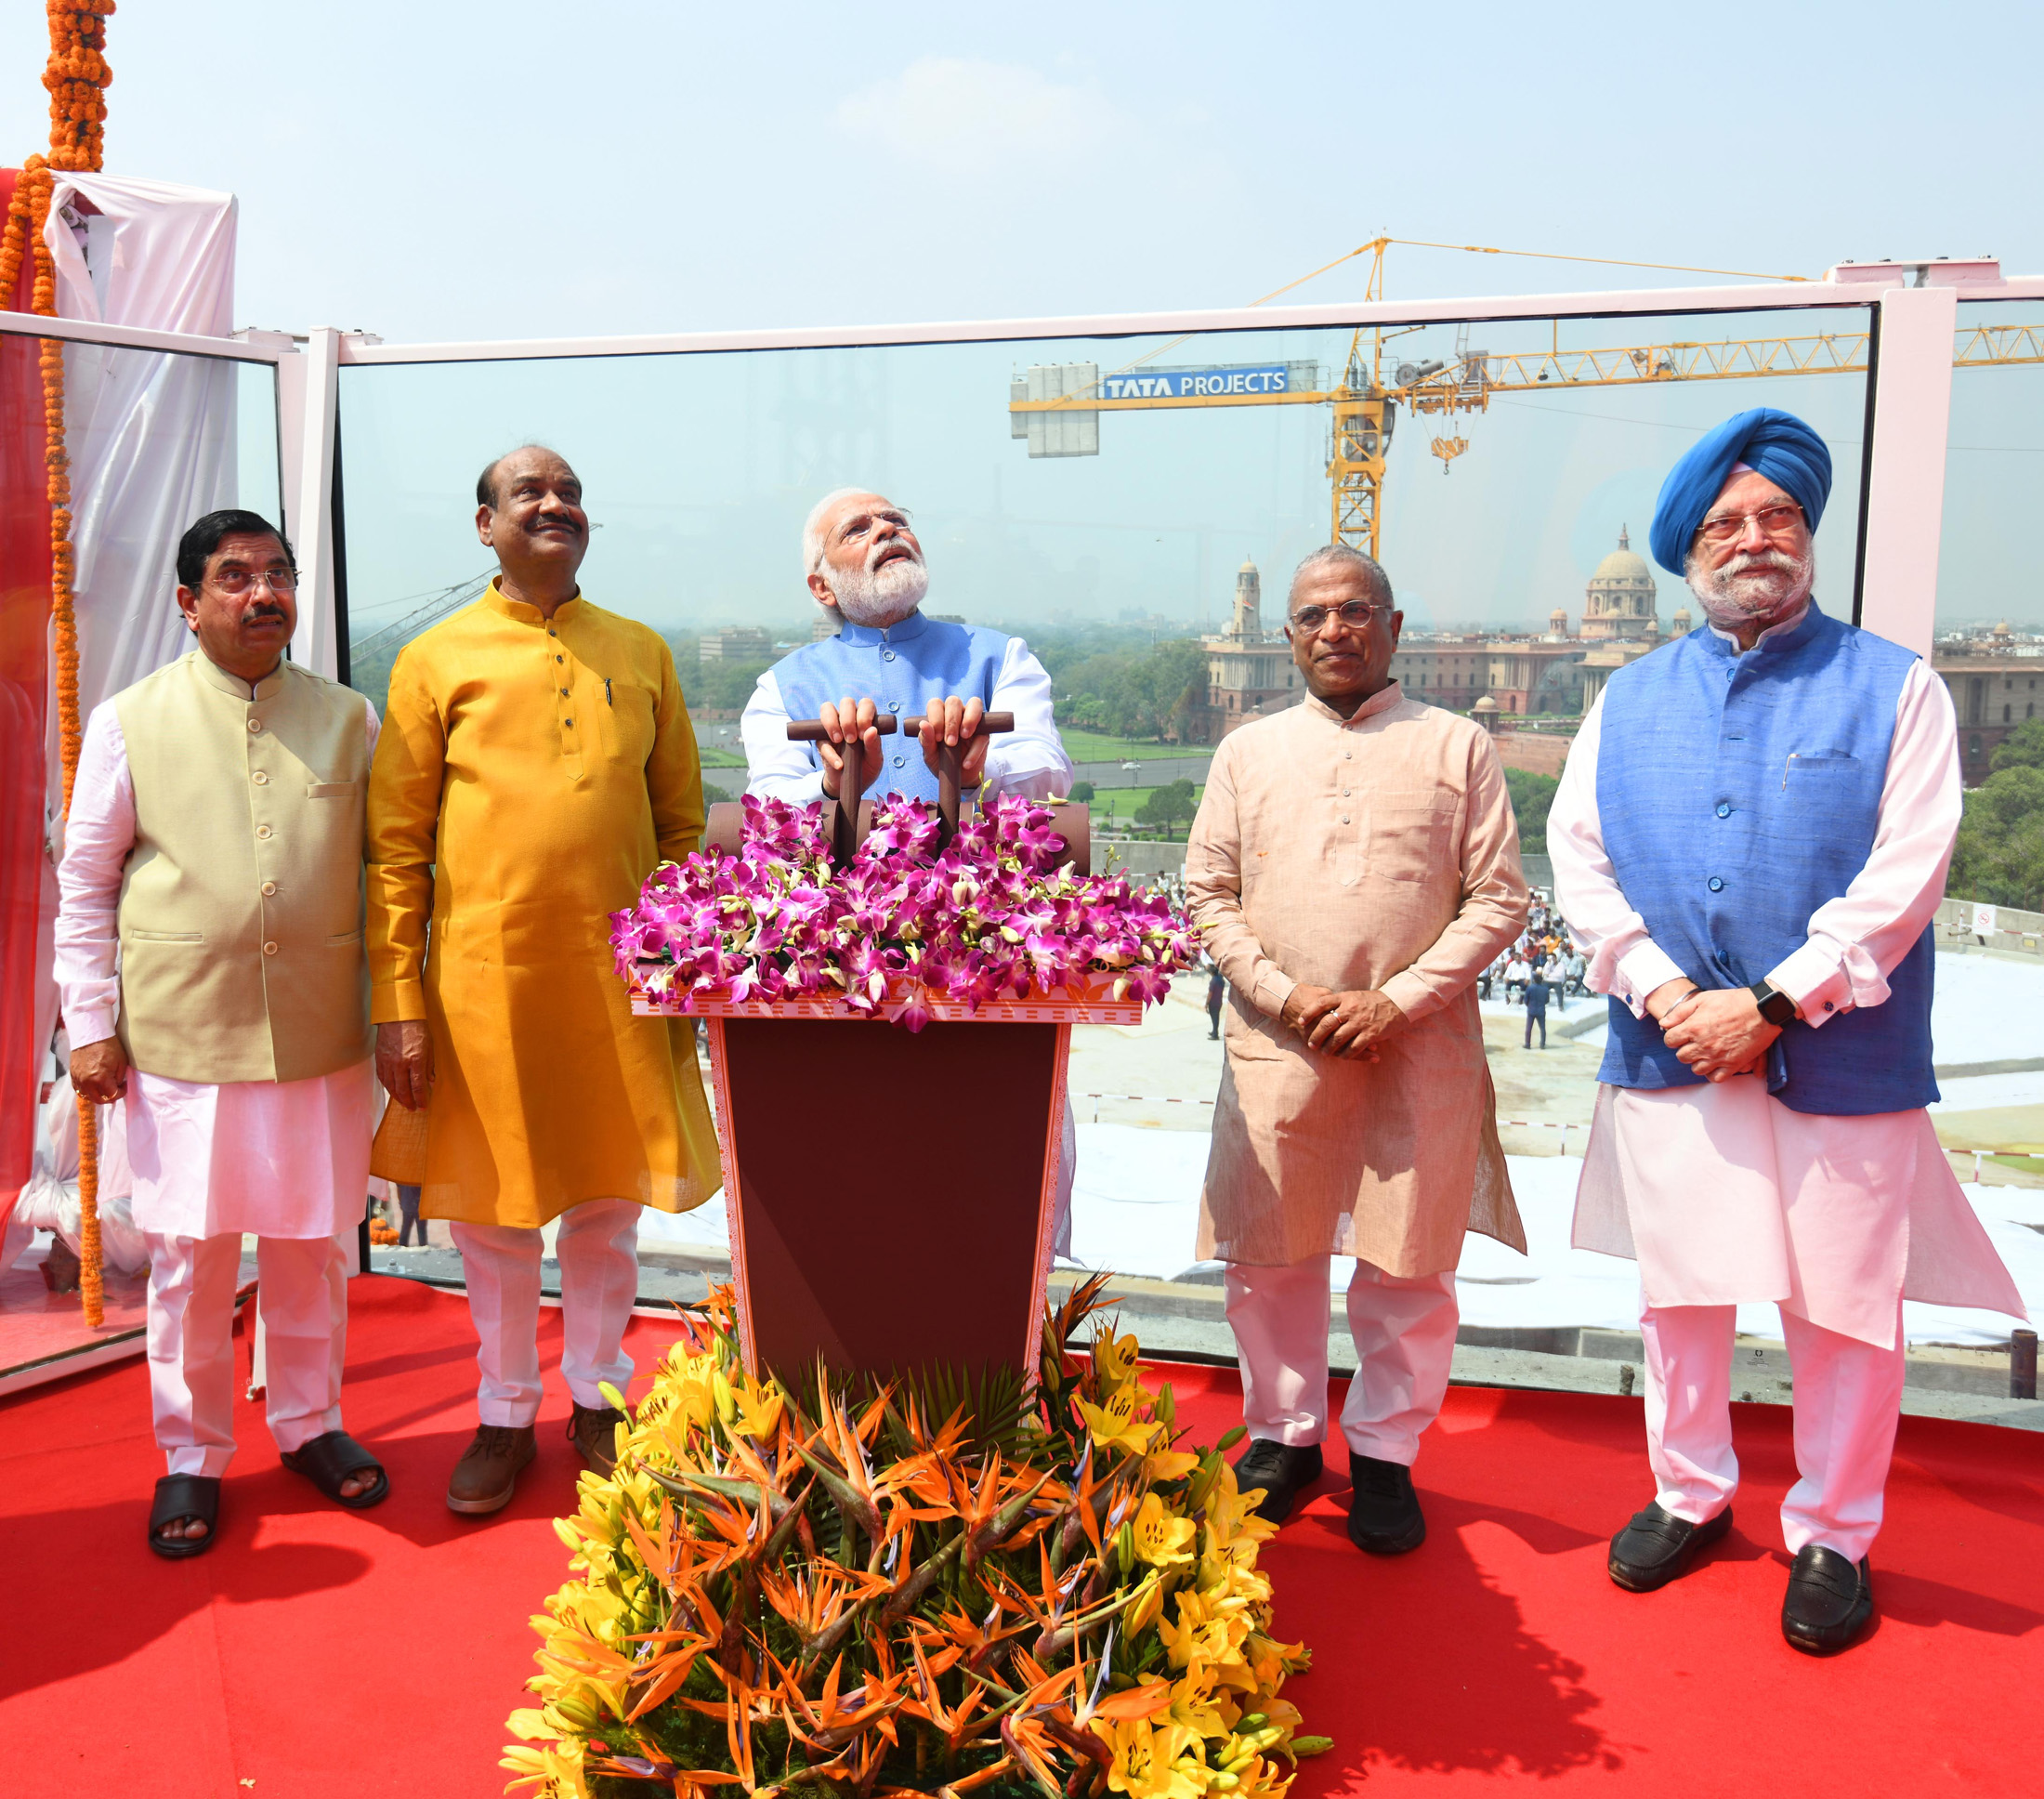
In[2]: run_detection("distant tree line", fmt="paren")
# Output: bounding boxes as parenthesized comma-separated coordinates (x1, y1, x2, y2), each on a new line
(1950, 717, 2044, 910)
(1503, 768, 1558, 857)
(1046, 637, 1208, 742)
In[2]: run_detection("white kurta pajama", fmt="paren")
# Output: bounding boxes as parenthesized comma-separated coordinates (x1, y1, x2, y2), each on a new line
(1551, 626, 2024, 1560)
(56, 698, 377, 1478)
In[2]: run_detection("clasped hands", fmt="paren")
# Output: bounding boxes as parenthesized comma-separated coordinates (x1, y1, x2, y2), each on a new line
(1645, 978, 1782, 1082)
(1279, 983, 1405, 1061)
(816, 694, 989, 799)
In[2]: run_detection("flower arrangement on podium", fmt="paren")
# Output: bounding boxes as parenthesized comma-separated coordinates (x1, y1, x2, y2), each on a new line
(610, 794, 1197, 1028)
(504, 1278, 1327, 1799)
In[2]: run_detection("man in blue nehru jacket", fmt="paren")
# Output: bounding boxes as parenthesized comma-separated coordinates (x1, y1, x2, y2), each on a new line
(742, 488, 1081, 1245)
(1549, 408, 2023, 1655)
(741, 488, 1072, 806)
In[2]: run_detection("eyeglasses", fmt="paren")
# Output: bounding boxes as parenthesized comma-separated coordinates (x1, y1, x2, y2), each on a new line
(208, 568, 298, 595)
(1287, 599, 1389, 635)
(1696, 503, 1803, 545)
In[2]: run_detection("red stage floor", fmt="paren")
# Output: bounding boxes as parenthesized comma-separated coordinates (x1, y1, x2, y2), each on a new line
(2, 1274, 2040, 1797)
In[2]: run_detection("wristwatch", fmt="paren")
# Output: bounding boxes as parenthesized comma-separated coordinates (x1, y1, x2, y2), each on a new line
(1749, 978, 1798, 1026)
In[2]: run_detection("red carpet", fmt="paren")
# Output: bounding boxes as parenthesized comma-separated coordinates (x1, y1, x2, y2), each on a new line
(2, 1274, 2041, 1797)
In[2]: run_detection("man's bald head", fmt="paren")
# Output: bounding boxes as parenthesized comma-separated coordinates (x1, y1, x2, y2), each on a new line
(478, 443, 579, 510)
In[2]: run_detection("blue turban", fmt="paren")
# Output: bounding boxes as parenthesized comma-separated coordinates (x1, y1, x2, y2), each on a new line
(1647, 406, 1833, 575)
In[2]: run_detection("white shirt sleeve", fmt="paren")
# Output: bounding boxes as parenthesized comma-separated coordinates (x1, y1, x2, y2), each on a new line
(1544, 690, 1690, 1017)
(54, 703, 135, 1049)
(363, 691, 380, 758)
(741, 666, 826, 804)
(1764, 658, 1959, 1026)
(981, 636, 1075, 802)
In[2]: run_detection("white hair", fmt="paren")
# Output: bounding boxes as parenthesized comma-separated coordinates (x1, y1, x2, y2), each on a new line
(803, 487, 892, 578)
(1289, 542, 1392, 607)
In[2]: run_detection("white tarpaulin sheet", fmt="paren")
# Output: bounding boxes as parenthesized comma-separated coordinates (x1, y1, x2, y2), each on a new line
(26, 174, 238, 1075)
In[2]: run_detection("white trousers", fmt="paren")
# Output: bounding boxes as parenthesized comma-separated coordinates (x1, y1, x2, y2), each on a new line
(146, 1231, 347, 1477)
(1225, 1254, 1460, 1465)
(451, 1199, 640, 1426)
(1643, 1301, 1906, 1563)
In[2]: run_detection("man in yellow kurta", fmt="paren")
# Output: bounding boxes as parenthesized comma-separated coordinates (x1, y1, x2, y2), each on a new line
(367, 445, 721, 1515)
(1187, 543, 1526, 1556)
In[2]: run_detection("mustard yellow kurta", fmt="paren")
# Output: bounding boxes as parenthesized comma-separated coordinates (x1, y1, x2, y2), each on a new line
(1187, 685, 1529, 1277)
(365, 583, 722, 1228)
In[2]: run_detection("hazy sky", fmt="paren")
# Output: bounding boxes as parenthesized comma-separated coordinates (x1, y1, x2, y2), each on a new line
(0, 3, 2036, 635)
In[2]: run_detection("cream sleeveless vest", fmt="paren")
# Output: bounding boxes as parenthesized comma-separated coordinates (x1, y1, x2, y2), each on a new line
(112, 651, 373, 1084)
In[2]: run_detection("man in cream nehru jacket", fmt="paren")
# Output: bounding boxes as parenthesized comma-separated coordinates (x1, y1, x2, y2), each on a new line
(57, 510, 388, 1559)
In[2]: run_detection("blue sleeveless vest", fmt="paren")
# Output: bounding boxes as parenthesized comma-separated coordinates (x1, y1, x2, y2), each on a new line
(769, 611, 1014, 806)
(1594, 602, 1937, 1115)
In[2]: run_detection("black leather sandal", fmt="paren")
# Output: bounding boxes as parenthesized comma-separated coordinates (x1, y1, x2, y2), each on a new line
(279, 1430, 390, 1509)
(148, 1474, 221, 1559)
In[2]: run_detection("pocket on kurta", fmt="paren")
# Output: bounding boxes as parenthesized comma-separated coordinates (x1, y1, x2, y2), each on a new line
(1367, 792, 1457, 884)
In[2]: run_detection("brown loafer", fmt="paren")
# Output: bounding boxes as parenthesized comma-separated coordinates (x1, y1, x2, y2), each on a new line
(445, 1424, 536, 1515)
(569, 1402, 627, 1477)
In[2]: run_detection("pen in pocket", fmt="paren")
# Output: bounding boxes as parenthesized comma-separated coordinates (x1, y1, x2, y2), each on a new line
(605, 676, 613, 707)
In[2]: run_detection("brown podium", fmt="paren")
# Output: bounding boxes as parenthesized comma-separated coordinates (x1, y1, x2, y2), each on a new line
(629, 713, 1130, 1387)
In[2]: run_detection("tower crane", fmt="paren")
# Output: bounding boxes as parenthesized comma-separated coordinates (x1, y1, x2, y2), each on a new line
(1006, 239, 2044, 560)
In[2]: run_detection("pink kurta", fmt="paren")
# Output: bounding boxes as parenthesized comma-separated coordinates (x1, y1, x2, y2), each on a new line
(1187, 685, 1528, 1276)
(1550, 628, 2023, 1348)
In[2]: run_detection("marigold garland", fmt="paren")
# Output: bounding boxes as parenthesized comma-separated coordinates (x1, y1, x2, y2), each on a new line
(4, 3, 115, 1326)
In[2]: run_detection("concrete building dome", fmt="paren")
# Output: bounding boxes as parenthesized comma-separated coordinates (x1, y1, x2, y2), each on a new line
(1581, 525, 1660, 642)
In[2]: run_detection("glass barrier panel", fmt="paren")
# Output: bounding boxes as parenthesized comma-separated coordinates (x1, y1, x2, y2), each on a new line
(334, 306, 1876, 1302)
(1933, 299, 2044, 1180)
(0, 331, 281, 1189)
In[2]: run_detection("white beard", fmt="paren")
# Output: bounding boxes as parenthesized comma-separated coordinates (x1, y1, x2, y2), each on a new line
(1685, 544, 1815, 633)
(825, 550, 929, 627)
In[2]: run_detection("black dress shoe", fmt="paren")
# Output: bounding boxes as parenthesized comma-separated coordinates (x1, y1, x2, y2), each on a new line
(1781, 1546, 1874, 1654)
(1608, 1500, 1734, 1593)
(1346, 1452, 1425, 1555)
(1232, 1438, 1322, 1525)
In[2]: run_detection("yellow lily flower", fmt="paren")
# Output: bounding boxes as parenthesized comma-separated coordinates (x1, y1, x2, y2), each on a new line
(1145, 1446, 1202, 1484)
(1122, 1570, 1167, 1635)
(1166, 1668, 1234, 1740)
(1076, 1384, 1159, 1457)
(1131, 1493, 1197, 1568)
(1092, 1329, 1141, 1388)
(728, 1382, 784, 1442)
(1096, 1717, 1207, 1799)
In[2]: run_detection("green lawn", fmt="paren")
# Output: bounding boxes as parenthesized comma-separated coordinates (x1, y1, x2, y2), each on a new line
(699, 746, 748, 768)
(1082, 784, 1205, 838)
(1059, 730, 1212, 765)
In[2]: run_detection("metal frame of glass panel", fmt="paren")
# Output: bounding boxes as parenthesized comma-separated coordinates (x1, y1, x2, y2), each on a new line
(7, 264, 2044, 677)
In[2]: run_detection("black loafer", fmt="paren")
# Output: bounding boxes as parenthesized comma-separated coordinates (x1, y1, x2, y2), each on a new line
(1608, 1500, 1734, 1593)
(1347, 1451, 1426, 1555)
(1781, 1546, 1873, 1655)
(1232, 1438, 1323, 1525)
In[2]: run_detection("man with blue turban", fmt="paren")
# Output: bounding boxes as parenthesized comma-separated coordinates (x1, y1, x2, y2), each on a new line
(1548, 407, 2024, 1654)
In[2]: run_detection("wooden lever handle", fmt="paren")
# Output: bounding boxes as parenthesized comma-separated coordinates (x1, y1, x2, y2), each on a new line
(784, 711, 1015, 743)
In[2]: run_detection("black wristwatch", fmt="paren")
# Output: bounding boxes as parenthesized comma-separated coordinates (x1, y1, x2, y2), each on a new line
(1749, 978, 1798, 1027)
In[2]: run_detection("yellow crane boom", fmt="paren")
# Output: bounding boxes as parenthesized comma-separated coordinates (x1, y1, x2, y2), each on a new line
(1008, 295, 2044, 558)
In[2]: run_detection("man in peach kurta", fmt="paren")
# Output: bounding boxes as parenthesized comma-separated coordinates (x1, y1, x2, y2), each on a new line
(1188, 544, 1526, 1556)
(367, 447, 721, 1515)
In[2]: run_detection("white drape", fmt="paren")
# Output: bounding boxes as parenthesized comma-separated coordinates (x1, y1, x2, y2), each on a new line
(25, 174, 239, 1109)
